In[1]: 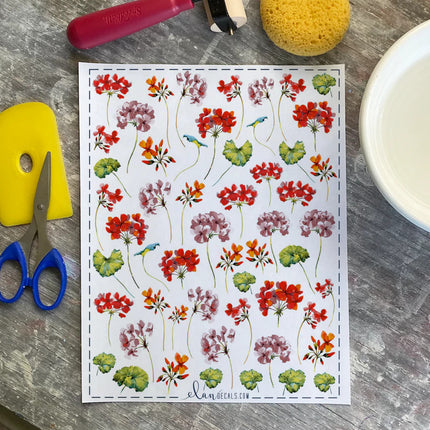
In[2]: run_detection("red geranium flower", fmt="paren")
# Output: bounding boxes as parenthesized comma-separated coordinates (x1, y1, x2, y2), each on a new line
(94, 292, 133, 345)
(296, 302, 328, 364)
(277, 180, 316, 212)
(93, 73, 131, 98)
(106, 213, 147, 246)
(196, 107, 236, 179)
(217, 184, 257, 238)
(293, 101, 335, 150)
(225, 298, 252, 363)
(275, 282, 304, 310)
(256, 280, 301, 327)
(159, 248, 200, 289)
(105, 213, 147, 289)
(93, 125, 120, 153)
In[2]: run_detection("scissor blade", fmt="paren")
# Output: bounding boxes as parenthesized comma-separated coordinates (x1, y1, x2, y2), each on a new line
(33, 152, 51, 216)
(18, 152, 52, 263)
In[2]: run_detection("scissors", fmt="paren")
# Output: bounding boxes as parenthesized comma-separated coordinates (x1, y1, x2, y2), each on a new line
(0, 152, 67, 310)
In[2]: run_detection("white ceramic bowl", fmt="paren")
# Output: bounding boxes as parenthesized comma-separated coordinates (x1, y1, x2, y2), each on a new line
(360, 20, 430, 232)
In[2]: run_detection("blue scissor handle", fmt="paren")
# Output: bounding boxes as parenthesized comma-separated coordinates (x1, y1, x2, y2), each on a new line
(0, 242, 67, 310)
(32, 248, 67, 311)
(0, 241, 28, 303)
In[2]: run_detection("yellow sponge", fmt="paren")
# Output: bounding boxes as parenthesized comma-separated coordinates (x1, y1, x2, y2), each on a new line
(260, 0, 350, 56)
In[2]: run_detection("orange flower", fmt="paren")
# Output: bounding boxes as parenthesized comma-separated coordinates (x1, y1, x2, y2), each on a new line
(192, 180, 205, 198)
(139, 136, 156, 159)
(246, 239, 258, 257)
(146, 76, 158, 93)
(179, 305, 188, 317)
(231, 243, 243, 261)
(320, 330, 335, 352)
(174, 353, 189, 374)
(142, 288, 155, 306)
(310, 154, 322, 172)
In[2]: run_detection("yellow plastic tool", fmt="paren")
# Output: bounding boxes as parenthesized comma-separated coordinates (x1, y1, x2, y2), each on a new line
(0, 102, 73, 226)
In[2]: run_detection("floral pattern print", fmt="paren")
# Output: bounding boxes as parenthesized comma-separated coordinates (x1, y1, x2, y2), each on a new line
(81, 65, 348, 404)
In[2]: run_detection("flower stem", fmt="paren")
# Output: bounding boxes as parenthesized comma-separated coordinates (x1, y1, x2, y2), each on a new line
(107, 313, 113, 346)
(180, 204, 186, 245)
(106, 95, 111, 127)
(207, 241, 216, 288)
(213, 165, 232, 187)
(204, 136, 217, 180)
(127, 244, 140, 289)
(236, 94, 244, 139)
(186, 312, 195, 357)
(299, 262, 314, 293)
(266, 97, 275, 142)
(224, 270, 228, 293)
(325, 176, 330, 201)
(160, 311, 166, 351)
(127, 127, 139, 173)
(113, 173, 131, 197)
(142, 256, 169, 292)
(175, 96, 185, 147)
(270, 235, 278, 273)
(114, 275, 135, 298)
(297, 319, 305, 364)
(315, 235, 322, 278)
(243, 317, 253, 365)
(174, 147, 200, 181)
(253, 127, 275, 156)
(277, 95, 288, 142)
(147, 348, 155, 382)
(269, 361, 274, 388)
(298, 163, 315, 183)
(95, 203, 103, 250)
(227, 353, 234, 389)
(163, 97, 171, 148)
(329, 292, 335, 326)
(161, 163, 167, 177)
(267, 179, 272, 207)
(172, 323, 175, 350)
(165, 207, 173, 242)
(238, 206, 244, 239)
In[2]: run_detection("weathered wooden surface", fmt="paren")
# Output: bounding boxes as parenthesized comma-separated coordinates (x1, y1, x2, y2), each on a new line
(0, 0, 429, 429)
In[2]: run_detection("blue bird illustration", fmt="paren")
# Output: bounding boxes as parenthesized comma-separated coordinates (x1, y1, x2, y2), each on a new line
(247, 116, 268, 128)
(183, 134, 208, 147)
(135, 242, 160, 257)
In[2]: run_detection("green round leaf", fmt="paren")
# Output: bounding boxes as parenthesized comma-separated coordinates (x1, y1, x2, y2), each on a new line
(279, 141, 306, 165)
(223, 140, 253, 166)
(278, 369, 306, 393)
(113, 366, 149, 392)
(279, 245, 309, 268)
(314, 372, 335, 392)
(93, 249, 124, 277)
(240, 369, 263, 391)
(233, 271, 256, 292)
(94, 158, 121, 178)
(200, 368, 223, 389)
(312, 73, 336, 95)
(93, 352, 116, 374)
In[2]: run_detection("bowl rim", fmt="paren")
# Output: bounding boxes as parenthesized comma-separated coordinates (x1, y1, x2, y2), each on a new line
(359, 19, 430, 232)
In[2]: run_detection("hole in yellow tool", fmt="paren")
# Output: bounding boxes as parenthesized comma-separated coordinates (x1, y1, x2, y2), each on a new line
(19, 153, 33, 173)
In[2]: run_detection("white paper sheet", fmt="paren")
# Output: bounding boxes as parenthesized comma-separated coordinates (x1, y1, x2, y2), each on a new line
(79, 63, 350, 403)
